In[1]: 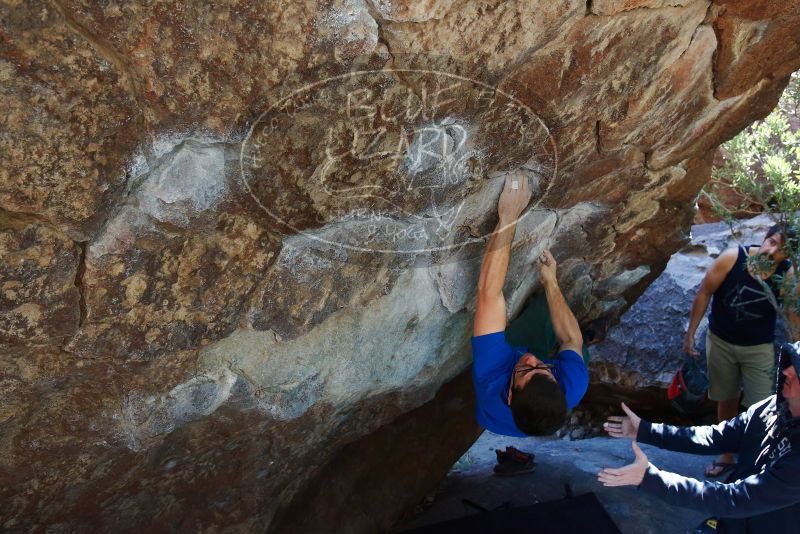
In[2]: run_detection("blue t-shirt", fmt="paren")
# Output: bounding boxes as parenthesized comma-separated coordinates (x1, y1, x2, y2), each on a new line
(471, 331, 589, 437)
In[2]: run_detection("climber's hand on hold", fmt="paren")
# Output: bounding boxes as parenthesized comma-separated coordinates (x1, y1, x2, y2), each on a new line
(497, 169, 531, 225)
(537, 249, 557, 286)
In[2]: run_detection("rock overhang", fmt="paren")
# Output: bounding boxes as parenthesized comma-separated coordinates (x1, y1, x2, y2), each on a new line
(1, 0, 799, 531)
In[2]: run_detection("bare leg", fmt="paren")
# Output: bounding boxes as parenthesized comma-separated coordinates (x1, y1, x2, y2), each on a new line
(705, 397, 739, 476)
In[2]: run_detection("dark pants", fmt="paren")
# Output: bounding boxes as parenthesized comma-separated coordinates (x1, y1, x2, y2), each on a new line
(505, 293, 590, 364)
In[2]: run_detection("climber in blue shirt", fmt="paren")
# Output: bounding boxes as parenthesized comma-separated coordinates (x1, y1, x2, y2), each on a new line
(472, 170, 588, 437)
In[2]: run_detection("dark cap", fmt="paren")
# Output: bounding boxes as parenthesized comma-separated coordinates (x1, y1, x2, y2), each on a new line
(776, 342, 800, 403)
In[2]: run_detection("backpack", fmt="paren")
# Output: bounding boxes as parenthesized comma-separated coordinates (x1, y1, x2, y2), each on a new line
(668, 357, 709, 413)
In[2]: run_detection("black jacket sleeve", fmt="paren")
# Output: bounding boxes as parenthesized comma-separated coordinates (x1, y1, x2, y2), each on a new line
(636, 404, 753, 456)
(639, 456, 800, 518)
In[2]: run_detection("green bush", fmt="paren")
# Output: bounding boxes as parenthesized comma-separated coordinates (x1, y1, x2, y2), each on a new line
(704, 71, 799, 339)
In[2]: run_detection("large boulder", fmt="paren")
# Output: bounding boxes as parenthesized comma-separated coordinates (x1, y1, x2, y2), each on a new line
(1, 1, 799, 532)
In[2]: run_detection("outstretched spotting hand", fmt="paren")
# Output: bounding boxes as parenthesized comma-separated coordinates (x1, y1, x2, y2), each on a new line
(597, 441, 649, 487)
(538, 249, 557, 285)
(603, 402, 641, 439)
(497, 169, 531, 225)
(683, 331, 700, 358)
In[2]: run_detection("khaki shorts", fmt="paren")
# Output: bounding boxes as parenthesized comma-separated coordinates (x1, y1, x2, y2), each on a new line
(706, 330, 775, 406)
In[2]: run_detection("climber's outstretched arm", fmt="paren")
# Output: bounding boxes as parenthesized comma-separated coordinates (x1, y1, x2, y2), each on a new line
(474, 170, 531, 336)
(538, 251, 583, 354)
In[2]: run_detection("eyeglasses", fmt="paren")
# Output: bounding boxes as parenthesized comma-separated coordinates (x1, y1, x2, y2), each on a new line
(514, 363, 554, 375)
(508, 362, 556, 405)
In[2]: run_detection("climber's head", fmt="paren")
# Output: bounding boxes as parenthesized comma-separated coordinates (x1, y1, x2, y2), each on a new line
(508, 353, 567, 436)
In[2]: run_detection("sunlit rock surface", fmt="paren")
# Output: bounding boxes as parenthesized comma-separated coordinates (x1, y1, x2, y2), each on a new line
(1, 1, 799, 531)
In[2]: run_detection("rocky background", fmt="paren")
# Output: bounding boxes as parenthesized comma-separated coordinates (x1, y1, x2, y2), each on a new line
(2, 1, 799, 532)
(588, 214, 788, 405)
(551, 214, 782, 441)
(695, 71, 800, 224)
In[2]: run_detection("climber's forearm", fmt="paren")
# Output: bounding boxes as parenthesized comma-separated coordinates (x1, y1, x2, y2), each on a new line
(477, 220, 517, 298)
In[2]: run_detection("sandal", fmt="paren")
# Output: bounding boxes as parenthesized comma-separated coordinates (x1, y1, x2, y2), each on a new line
(704, 461, 736, 478)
